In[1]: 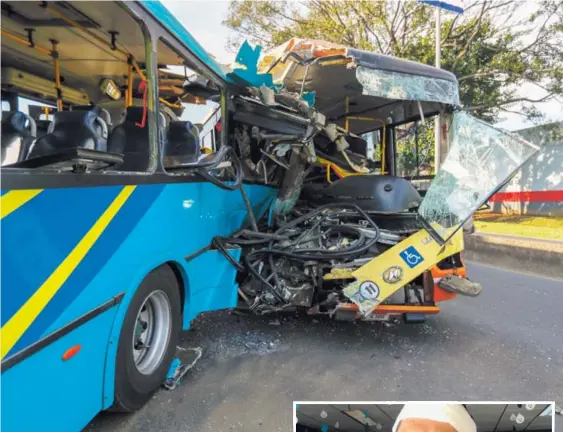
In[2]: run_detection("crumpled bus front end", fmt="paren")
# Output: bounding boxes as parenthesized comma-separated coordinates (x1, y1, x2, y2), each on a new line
(224, 38, 539, 323)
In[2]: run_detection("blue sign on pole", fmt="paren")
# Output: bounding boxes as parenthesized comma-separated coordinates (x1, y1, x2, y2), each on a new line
(419, 0, 464, 14)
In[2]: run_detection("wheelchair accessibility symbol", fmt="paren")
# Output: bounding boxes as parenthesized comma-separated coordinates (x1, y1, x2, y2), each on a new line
(399, 246, 423, 268)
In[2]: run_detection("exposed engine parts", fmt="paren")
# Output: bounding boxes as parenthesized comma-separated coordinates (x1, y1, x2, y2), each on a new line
(212, 197, 432, 318)
(215, 81, 492, 322)
(213, 88, 444, 321)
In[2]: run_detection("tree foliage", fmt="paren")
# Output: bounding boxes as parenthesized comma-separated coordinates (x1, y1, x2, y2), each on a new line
(395, 122, 435, 176)
(224, 0, 563, 124)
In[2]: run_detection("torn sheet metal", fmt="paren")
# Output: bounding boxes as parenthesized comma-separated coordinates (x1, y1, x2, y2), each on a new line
(228, 41, 277, 89)
(228, 40, 317, 107)
(255, 38, 460, 129)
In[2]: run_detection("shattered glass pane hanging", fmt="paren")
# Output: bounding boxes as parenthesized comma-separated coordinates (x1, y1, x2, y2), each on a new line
(418, 111, 539, 242)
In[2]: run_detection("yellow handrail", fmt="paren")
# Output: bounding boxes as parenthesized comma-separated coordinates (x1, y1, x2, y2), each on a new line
(51, 40, 63, 111)
(41, 3, 129, 58)
(126, 61, 133, 107)
(1, 29, 51, 56)
(159, 98, 183, 109)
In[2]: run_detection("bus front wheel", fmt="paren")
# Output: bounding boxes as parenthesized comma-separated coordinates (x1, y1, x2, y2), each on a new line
(112, 265, 181, 412)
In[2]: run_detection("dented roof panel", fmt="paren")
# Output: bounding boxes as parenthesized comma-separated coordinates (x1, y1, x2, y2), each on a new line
(347, 48, 458, 83)
(250, 38, 462, 130)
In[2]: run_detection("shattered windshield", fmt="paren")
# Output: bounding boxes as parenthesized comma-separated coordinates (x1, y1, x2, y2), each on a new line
(418, 111, 539, 241)
(356, 66, 461, 106)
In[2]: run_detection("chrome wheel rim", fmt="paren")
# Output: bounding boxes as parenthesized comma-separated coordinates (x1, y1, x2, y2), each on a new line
(132, 290, 172, 375)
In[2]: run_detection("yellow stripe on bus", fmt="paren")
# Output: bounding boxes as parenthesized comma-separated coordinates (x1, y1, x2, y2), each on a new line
(0, 189, 43, 219)
(0, 185, 136, 359)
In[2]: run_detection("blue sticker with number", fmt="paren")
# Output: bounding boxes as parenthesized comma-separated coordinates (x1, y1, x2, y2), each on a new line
(399, 246, 423, 268)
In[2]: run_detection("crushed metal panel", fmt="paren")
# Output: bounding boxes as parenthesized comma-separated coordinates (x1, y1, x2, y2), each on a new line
(228, 41, 277, 89)
(229, 40, 317, 107)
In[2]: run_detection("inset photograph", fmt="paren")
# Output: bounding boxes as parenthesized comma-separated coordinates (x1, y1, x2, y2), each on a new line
(294, 403, 554, 432)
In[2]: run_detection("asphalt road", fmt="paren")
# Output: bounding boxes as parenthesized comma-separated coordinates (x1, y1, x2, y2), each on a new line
(87, 262, 563, 432)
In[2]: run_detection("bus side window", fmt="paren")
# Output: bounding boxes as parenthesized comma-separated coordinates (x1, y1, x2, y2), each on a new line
(1, 1, 153, 174)
(156, 37, 222, 173)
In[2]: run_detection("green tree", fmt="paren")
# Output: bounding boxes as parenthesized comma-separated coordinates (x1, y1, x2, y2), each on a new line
(224, 0, 563, 124)
(395, 121, 435, 176)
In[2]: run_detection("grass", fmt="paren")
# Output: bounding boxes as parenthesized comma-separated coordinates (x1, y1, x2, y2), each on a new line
(473, 213, 563, 240)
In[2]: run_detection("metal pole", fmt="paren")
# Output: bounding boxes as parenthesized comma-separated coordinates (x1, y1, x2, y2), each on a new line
(51, 39, 63, 111)
(415, 125, 419, 176)
(434, 7, 442, 173)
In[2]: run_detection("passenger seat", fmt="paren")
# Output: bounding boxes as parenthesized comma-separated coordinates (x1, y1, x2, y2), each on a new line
(35, 119, 53, 137)
(1, 111, 36, 166)
(107, 106, 151, 171)
(163, 120, 201, 166)
(27, 107, 107, 159)
(73, 105, 112, 134)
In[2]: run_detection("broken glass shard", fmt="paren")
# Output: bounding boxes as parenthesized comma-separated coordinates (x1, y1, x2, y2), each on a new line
(356, 66, 461, 105)
(418, 111, 539, 242)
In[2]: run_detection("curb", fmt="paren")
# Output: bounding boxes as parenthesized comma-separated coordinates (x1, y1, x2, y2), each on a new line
(463, 232, 563, 279)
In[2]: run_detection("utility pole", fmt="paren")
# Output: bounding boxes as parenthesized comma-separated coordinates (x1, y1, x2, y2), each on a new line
(434, 6, 441, 173)
(419, 1, 464, 172)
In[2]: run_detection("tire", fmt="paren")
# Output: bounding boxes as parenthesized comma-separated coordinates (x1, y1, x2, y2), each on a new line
(112, 265, 181, 412)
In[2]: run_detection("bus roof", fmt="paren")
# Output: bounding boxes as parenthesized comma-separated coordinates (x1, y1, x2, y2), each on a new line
(256, 38, 461, 132)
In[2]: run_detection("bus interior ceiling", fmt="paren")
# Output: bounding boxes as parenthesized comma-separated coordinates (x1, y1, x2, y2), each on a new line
(1, 1, 147, 104)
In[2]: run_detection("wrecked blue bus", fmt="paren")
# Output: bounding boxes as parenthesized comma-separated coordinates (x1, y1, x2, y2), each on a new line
(0, 1, 278, 430)
(1, 2, 539, 432)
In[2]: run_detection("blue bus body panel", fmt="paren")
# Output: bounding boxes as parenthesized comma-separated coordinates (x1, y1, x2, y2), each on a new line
(1, 308, 119, 432)
(1, 182, 276, 432)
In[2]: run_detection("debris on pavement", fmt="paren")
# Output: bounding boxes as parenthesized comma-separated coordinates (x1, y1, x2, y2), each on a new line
(163, 346, 203, 391)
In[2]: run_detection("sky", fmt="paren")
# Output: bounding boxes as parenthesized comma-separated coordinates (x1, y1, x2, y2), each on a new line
(161, 0, 563, 131)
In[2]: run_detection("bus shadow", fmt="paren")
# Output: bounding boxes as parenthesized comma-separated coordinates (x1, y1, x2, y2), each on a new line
(86, 310, 459, 432)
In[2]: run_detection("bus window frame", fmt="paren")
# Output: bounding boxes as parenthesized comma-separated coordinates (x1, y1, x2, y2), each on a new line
(156, 35, 226, 174)
(144, 8, 229, 168)
(1, 91, 18, 112)
(1, 2, 159, 183)
(0, 1, 231, 190)
(1, 99, 11, 112)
